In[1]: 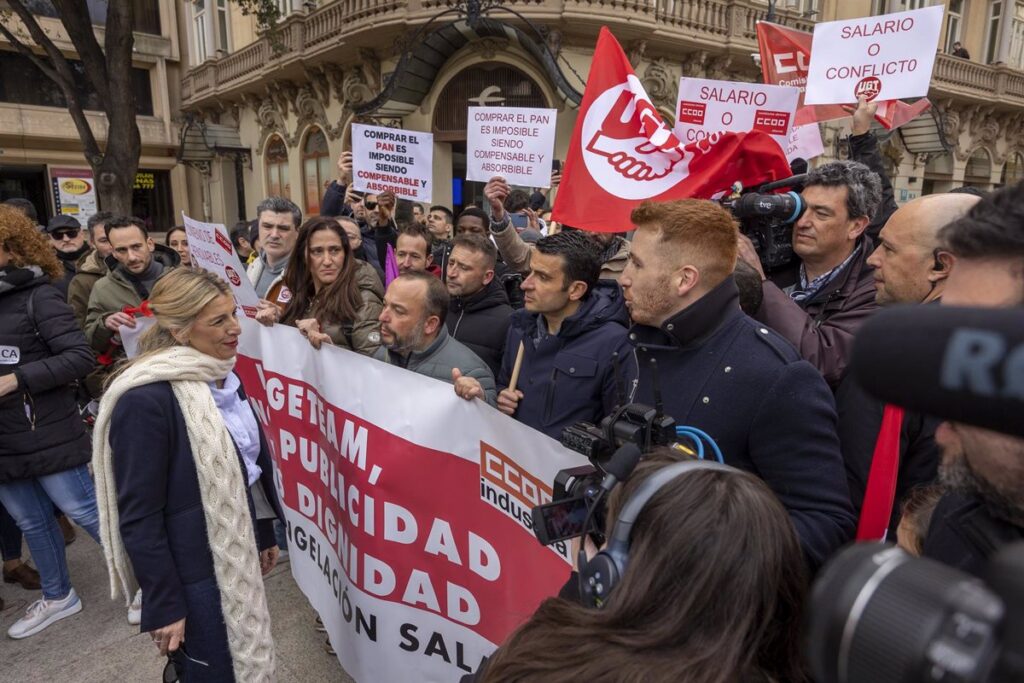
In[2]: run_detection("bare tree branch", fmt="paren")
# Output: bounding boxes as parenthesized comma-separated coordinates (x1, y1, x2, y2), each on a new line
(51, 0, 110, 103)
(0, 10, 102, 161)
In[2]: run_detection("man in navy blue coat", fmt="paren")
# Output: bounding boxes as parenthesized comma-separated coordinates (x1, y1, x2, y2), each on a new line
(493, 229, 636, 442)
(621, 199, 856, 571)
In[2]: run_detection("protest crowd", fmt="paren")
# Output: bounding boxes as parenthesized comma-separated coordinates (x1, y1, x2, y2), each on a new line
(1, 15, 1023, 683)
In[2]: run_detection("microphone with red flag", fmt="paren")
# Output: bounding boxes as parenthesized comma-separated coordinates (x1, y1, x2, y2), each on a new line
(756, 22, 931, 129)
(552, 27, 793, 234)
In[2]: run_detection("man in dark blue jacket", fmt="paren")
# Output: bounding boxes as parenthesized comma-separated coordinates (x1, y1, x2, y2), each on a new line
(493, 230, 636, 441)
(621, 199, 856, 571)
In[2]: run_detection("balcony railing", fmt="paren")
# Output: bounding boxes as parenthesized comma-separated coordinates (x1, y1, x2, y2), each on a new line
(180, 0, 1024, 110)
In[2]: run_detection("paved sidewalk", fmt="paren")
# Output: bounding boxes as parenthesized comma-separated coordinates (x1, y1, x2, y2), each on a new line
(0, 531, 354, 682)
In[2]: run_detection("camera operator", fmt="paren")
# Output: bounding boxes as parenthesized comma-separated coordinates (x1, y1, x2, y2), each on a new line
(836, 193, 980, 535)
(621, 199, 855, 570)
(919, 182, 1024, 575)
(464, 449, 809, 683)
(737, 155, 881, 388)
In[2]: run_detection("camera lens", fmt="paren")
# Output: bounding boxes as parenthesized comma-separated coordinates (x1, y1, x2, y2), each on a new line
(805, 543, 1004, 683)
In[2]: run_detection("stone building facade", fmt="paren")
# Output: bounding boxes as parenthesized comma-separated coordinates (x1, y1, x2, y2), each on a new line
(178, 0, 1024, 223)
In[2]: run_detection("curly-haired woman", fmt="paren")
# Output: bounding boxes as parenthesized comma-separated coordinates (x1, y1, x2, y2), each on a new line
(0, 204, 102, 639)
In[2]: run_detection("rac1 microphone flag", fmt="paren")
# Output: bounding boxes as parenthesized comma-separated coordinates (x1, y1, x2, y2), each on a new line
(552, 27, 793, 234)
(851, 306, 1024, 439)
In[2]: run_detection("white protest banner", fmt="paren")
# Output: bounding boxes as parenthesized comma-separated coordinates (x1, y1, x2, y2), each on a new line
(674, 78, 800, 160)
(804, 5, 944, 105)
(351, 124, 433, 202)
(236, 319, 585, 682)
(785, 123, 825, 162)
(466, 107, 558, 187)
(181, 212, 261, 317)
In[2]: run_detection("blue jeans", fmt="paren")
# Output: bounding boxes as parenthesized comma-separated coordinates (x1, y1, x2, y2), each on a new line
(0, 465, 101, 599)
(179, 577, 235, 682)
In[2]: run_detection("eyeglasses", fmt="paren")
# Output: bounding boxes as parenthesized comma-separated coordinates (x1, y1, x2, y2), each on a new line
(364, 200, 378, 210)
(161, 645, 208, 682)
(50, 229, 80, 240)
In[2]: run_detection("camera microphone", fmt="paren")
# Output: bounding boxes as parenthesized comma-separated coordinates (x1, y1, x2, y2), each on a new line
(851, 306, 1024, 438)
(600, 443, 643, 493)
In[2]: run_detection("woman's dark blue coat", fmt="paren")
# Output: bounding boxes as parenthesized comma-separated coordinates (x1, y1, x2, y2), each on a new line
(109, 378, 282, 632)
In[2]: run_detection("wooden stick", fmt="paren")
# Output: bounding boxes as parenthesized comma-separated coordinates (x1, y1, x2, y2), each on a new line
(508, 341, 525, 392)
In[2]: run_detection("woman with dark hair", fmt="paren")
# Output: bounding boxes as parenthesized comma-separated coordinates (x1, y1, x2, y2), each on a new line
(0, 204, 101, 638)
(473, 451, 809, 683)
(257, 216, 383, 356)
(164, 226, 193, 268)
(93, 268, 281, 681)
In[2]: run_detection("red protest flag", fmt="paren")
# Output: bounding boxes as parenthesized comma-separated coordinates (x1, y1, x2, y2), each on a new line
(553, 27, 792, 233)
(757, 21, 931, 130)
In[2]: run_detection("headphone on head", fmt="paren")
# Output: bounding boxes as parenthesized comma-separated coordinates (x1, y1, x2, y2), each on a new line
(577, 459, 736, 609)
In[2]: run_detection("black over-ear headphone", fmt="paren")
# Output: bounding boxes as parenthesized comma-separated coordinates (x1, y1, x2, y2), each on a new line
(577, 459, 736, 608)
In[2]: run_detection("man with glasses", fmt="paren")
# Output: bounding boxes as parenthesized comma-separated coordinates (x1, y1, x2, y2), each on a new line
(45, 216, 91, 298)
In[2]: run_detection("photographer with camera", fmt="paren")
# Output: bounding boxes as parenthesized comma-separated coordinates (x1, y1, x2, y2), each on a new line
(465, 449, 809, 683)
(621, 199, 855, 570)
(919, 183, 1024, 575)
(737, 155, 881, 388)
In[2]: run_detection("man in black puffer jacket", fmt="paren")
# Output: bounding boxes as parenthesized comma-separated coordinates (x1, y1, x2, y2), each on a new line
(445, 234, 513, 377)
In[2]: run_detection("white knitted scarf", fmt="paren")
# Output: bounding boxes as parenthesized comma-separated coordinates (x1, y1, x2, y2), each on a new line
(92, 346, 276, 682)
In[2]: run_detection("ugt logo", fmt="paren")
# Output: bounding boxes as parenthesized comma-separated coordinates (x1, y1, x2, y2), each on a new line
(582, 76, 693, 200)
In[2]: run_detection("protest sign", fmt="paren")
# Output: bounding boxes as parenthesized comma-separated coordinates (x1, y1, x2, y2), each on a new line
(120, 316, 157, 359)
(181, 213, 260, 317)
(804, 5, 944, 105)
(235, 319, 585, 682)
(352, 124, 433, 202)
(785, 123, 824, 162)
(674, 78, 800, 160)
(466, 106, 557, 187)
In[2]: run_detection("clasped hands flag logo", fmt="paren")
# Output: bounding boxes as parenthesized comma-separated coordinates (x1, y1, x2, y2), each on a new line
(553, 27, 792, 233)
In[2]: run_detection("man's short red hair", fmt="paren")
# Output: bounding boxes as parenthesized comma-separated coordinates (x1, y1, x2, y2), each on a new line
(630, 199, 739, 289)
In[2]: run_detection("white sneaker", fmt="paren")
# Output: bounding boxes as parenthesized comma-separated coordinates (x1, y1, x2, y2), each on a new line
(127, 589, 142, 626)
(7, 588, 82, 639)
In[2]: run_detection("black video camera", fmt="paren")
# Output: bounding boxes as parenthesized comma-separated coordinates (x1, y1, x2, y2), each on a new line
(530, 358, 676, 548)
(721, 174, 807, 272)
(807, 542, 1024, 683)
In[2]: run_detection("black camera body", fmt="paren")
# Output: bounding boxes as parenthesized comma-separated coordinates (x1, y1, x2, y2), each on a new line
(722, 174, 807, 273)
(530, 396, 677, 547)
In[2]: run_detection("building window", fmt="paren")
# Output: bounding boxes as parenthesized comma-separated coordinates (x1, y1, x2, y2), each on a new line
(1009, 2, 1024, 68)
(0, 52, 153, 115)
(277, 0, 296, 16)
(217, 0, 231, 54)
(191, 0, 231, 63)
(986, 0, 1004, 63)
(26, 0, 161, 35)
(266, 135, 291, 199)
(1001, 152, 1024, 185)
(301, 127, 332, 215)
(192, 0, 209, 62)
(946, 0, 966, 51)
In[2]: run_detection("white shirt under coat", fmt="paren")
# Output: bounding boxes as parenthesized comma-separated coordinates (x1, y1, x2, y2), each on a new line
(208, 372, 262, 486)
